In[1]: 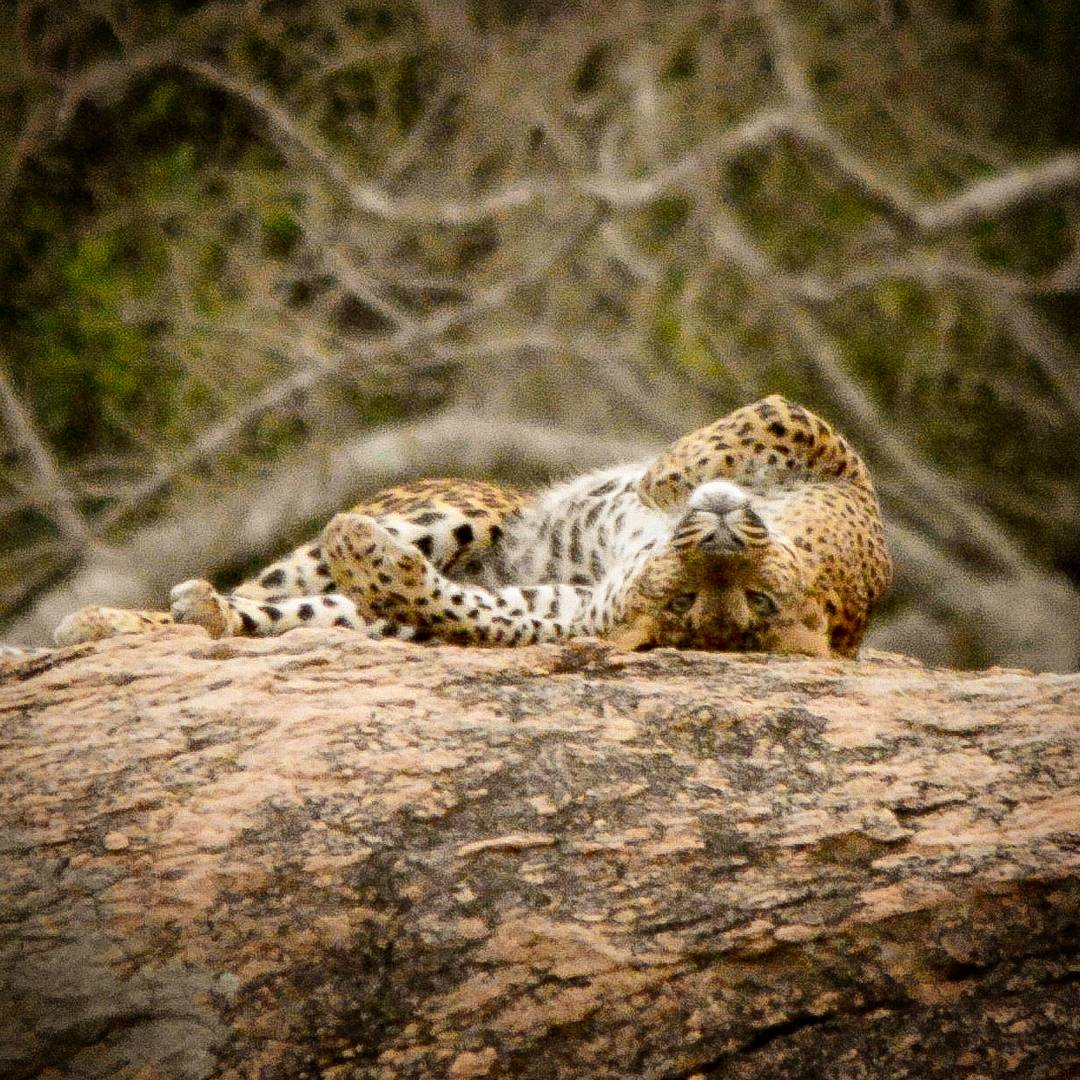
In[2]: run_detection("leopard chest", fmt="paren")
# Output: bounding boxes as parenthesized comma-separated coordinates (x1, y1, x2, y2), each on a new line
(468, 465, 669, 589)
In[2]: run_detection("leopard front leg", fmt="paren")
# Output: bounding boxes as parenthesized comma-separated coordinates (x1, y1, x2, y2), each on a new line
(52, 546, 332, 646)
(166, 578, 419, 639)
(53, 578, 361, 646)
(54, 606, 175, 647)
(52, 545, 331, 645)
(322, 513, 593, 645)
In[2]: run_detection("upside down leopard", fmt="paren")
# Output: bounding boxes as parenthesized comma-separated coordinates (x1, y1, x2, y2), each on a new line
(52, 396, 892, 657)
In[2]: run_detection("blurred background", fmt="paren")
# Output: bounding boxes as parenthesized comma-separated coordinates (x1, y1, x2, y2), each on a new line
(1, 0, 1077, 670)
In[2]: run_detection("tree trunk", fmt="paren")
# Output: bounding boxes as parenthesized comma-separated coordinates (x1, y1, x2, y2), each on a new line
(1, 630, 1077, 1079)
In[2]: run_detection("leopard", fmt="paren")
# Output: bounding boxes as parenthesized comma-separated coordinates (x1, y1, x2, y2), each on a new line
(50, 396, 893, 658)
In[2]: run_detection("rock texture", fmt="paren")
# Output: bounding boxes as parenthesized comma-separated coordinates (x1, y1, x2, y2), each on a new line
(1, 629, 1078, 1080)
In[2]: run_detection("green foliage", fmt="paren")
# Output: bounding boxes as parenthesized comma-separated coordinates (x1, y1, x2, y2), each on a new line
(12, 201, 170, 459)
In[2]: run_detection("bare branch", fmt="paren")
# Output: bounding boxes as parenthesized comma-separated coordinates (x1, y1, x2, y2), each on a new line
(993, 298, 1080, 419)
(90, 208, 598, 532)
(0, 361, 91, 548)
(1, 43, 178, 210)
(581, 109, 793, 207)
(781, 116, 924, 228)
(316, 242, 416, 331)
(582, 108, 1078, 249)
(754, 0, 815, 111)
(792, 254, 1080, 305)
(917, 153, 1080, 235)
(178, 60, 543, 227)
(428, 327, 641, 367)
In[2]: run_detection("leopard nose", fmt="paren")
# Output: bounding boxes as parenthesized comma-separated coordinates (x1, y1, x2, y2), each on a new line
(727, 594, 753, 631)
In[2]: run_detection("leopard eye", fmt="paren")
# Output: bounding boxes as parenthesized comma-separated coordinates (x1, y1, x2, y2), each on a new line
(746, 590, 778, 619)
(668, 592, 697, 614)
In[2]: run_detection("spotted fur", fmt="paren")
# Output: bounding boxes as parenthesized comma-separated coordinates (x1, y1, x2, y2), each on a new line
(53, 397, 892, 658)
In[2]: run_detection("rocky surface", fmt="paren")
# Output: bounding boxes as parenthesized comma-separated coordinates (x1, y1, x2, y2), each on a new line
(1, 629, 1078, 1079)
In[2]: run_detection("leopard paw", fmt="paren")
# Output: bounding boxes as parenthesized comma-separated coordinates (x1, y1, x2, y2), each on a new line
(169, 579, 234, 638)
(322, 513, 433, 616)
(54, 605, 172, 646)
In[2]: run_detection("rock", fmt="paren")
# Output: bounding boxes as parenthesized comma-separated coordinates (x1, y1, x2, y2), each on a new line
(1, 629, 1078, 1079)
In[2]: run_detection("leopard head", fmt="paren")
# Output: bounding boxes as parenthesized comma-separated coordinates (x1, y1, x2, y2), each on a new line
(608, 536, 836, 657)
